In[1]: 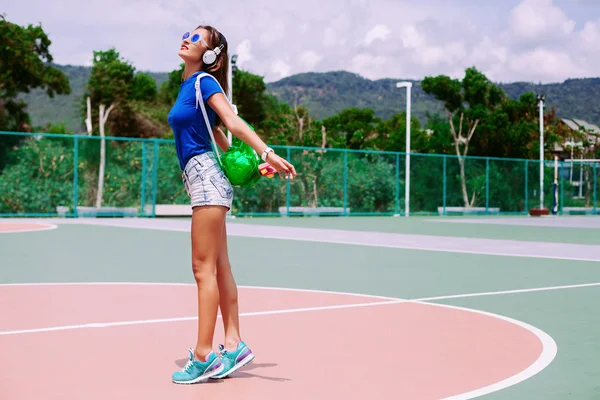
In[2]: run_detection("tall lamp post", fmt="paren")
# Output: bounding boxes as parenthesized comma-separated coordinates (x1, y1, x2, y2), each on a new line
(227, 54, 238, 144)
(538, 94, 545, 211)
(224, 54, 238, 219)
(529, 94, 549, 216)
(396, 81, 412, 217)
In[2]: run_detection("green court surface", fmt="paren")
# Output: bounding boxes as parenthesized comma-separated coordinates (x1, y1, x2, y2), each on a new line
(2, 216, 600, 399)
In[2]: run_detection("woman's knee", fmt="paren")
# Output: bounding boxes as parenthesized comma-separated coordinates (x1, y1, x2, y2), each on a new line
(192, 258, 217, 284)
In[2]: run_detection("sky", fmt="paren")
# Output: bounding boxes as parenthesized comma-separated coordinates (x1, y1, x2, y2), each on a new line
(3, 0, 600, 83)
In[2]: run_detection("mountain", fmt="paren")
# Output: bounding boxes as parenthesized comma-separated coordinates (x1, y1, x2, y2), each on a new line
(17, 65, 600, 133)
(267, 70, 600, 126)
(17, 64, 169, 133)
(267, 71, 444, 124)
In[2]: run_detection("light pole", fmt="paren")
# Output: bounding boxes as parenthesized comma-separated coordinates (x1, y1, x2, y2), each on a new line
(224, 54, 238, 220)
(396, 81, 412, 217)
(537, 94, 545, 210)
(227, 54, 238, 144)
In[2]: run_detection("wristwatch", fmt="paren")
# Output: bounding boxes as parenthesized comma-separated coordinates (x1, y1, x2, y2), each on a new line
(261, 147, 274, 162)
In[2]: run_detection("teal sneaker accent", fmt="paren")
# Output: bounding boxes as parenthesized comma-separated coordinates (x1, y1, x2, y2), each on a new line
(172, 349, 224, 384)
(210, 341, 255, 379)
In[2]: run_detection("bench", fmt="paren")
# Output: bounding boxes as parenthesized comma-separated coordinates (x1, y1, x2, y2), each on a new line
(74, 206, 139, 217)
(278, 206, 349, 217)
(562, 207, 598, 215)
(437, 206, 500, 216)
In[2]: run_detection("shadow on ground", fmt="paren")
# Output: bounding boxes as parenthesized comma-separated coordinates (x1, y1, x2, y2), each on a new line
(174, 359, 290, 382)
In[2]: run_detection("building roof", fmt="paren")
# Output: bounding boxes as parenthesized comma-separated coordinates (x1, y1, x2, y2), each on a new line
(554, 118, 600, 152)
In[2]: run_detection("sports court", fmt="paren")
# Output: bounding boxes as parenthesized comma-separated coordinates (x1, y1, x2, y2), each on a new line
(2, 214, 600, 399)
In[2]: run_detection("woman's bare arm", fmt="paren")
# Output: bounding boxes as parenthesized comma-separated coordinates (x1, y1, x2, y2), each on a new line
(214, 126, 230, 152)
(207, 92, 296, 178)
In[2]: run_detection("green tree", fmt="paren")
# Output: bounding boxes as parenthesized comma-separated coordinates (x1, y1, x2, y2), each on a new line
(83, 48, 137, 207)
(83, 48, 136, 133)
(321, 108, 381, 150)
(0, 16, 70, 102)
(420, 113, 455, 154)
(374, 111, 423, 153)
(473, 92, 539, 159)
(158, 63, 184, 105)
(132, 73, 157, 102)
(0, 15, 70, 170)
(422, 67, 504, 207)
(232, 70, 269, 128)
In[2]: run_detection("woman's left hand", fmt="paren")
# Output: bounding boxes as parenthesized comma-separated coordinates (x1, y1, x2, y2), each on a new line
(266, 152, 296, 180)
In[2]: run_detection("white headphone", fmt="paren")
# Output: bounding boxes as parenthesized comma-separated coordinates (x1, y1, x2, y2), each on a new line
(202, 32, 226, 66)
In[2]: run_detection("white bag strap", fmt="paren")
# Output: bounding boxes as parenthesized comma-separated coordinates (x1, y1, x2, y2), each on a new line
(194, 72, 238, 164)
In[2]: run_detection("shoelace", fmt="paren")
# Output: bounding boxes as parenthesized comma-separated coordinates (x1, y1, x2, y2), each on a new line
(182, 359, 194, 372)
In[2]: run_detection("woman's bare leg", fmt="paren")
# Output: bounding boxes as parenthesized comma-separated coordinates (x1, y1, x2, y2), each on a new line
(190, 205, 228, 361)
(216, 221, 242, 351)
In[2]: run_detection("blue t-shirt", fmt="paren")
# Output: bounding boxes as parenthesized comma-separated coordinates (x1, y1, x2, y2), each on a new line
(168, 72, 223, 170)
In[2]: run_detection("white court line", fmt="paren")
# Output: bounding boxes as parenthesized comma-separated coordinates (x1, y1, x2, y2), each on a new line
(0, 281, 398, 301)
(0, 299, 403, 336)
(0, 222, 57, 234)
(417, 281, 600, 302)
(431, 301, 557, 400)
(0, 282, 558, 400)
(2, 280, 594, 336)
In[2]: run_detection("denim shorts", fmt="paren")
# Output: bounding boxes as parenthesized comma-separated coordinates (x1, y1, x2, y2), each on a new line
(182, 152, 234, 210)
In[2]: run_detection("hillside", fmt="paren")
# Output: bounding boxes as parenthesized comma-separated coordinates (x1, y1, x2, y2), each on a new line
(17, 65, 600, 133)
(267, 71, 600, 126)
(267, 71, 445, 124)
(18, 64, 169, 133)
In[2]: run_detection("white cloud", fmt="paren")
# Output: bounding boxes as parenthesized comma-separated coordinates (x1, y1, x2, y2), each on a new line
(508, 48, 585, 81)
(579, 20, 600, 51)
(270, 59, 292, 80)
(235, 40, 253, 68)
(399, 25, 426, 49)
(509, 0, 576, 41)
(298, 51, 323, 69)
(259, 19, 286, 47)
(1, 0, 598, 84)
(323, 27, 339, 47)
(469, 36, 509, 66)
(350, 53, 386, 79)
(364, 24, 391, 45)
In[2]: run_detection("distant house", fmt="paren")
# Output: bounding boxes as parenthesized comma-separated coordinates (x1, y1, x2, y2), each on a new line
(552, 118, 600, 200)
(552, 118, 600, 160)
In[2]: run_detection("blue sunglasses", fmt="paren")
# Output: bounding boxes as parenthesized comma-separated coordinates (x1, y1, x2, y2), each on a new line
(182, 32, 202, 43)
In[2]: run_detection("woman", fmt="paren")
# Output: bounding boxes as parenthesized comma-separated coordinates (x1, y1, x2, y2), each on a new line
(168, 25, 296, 384)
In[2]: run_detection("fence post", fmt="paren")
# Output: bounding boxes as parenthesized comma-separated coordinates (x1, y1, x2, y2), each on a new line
(594, 162, 597, 215)
(560, 161, 564, 215)
(286, 147, 291, 216)
(152, 140, 159, 218)
(442, 155, 447, 216)
(343, 150, 348, 215)
(141, 141, 146, 217)
(395, 153, 400, 214)
(73, 136, 79, 218)
(485, 157, 489, 213)
(524, 159, 529, 214)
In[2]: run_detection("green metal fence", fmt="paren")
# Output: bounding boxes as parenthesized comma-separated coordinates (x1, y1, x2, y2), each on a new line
(0, 131, 598, 218)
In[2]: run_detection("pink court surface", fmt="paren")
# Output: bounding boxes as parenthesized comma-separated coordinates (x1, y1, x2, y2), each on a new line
(1, 282, 552, 400)
(0, 221, 559, 399)
(0, 222, 57, 233)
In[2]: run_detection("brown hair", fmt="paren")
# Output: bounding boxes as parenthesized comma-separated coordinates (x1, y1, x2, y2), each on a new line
(196, 25, 230, 100)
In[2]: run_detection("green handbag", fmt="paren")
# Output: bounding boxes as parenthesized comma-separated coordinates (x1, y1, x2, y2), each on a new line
(195, 73, 261, 188)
